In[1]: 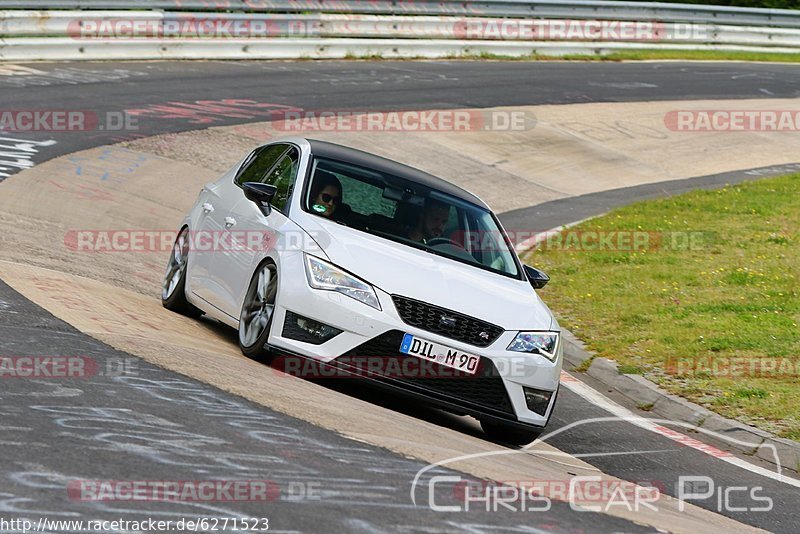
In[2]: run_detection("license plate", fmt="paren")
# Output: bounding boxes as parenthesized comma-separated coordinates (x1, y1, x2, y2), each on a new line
(399, 334, 480, 375)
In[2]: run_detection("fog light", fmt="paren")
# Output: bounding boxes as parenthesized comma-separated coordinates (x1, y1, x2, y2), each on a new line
(523, 387, 553, 416)
(282, 312, 342, 345)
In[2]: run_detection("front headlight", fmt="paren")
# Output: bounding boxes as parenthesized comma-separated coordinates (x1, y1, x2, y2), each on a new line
(304, 254, 381, 310)
(507, 331, 559, 361)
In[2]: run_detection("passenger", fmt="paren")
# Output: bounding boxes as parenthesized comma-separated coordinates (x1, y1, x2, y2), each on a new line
(309, 171, 342, 219)
(408, 198, 449, 244)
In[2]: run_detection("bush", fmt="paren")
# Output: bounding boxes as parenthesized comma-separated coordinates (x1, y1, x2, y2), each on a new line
(615, 0, 800, 10)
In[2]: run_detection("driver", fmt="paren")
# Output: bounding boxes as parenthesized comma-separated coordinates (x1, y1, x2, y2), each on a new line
(309, 170, 342, 220)
(408, 198, 449, 244)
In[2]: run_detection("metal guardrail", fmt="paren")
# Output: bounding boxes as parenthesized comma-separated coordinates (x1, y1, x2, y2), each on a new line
(0, 1, 799, 60)
(3, 11, 800, 47)
(0, 1, 798, 28)
(3, 37, 799, 62)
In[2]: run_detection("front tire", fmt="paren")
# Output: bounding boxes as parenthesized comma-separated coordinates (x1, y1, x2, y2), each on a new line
(238, 262, 278, 360)
(162, 227, 202, 318)
(480, 420, 542, 446)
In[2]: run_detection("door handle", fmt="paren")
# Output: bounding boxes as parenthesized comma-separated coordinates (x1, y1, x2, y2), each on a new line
(224, 217, 237, 228)
(202, 202, 214, 214)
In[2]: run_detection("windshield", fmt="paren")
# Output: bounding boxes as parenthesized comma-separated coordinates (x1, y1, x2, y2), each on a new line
(304, 157, 521, 278)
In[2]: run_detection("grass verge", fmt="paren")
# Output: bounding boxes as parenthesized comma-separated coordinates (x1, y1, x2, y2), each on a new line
(559, 49, 800, 63)
(524, 174, 800, 440)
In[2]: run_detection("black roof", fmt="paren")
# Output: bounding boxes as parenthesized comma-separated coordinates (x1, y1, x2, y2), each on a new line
(306, 139, 488, 209)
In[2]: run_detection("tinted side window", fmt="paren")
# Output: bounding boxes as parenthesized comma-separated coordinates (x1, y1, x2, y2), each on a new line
(234, 144, 288, 187)
(342, 178, 396, 218)
(263, 147, 300, 212)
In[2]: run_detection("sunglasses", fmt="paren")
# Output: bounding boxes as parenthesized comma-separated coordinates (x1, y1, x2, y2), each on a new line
(321, 193, 340, 204)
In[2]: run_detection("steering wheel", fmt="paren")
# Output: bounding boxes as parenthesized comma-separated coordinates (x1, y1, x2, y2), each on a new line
(426, 237, 464, 248)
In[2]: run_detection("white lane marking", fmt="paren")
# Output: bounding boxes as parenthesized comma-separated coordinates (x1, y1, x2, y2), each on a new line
(560, 370, 800, 488)
(0, 137, 58, 182)
(0, 64, 46, 76)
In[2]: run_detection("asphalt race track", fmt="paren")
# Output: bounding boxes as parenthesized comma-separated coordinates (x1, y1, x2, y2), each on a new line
(2, 60, 800, 170)
(0, 279, 652, 533)
(1, 60, 800, 533)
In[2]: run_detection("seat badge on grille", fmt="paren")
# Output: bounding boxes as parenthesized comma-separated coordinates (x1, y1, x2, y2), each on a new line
(479, 331, 490, 340)
(439, 315, 457, 328)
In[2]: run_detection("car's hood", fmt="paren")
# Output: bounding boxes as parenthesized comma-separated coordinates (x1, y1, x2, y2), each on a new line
(299, 216, 554, 331)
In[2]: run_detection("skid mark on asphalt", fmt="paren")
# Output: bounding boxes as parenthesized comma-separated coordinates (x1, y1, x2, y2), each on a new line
(0, 359, 647, 532)
(0, 296, 17, 315)
(0, 64, 149, 87)
(125, 99, 301, 126)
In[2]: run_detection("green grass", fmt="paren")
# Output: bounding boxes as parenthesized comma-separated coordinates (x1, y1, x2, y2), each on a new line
(560, 49, 800, 63)
(525, 174, 800, 440)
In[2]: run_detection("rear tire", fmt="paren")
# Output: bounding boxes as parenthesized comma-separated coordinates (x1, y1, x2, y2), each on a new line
(238, 262, 278, 361)
(480, 420, 542, 446)
(162, 227, 202, 318)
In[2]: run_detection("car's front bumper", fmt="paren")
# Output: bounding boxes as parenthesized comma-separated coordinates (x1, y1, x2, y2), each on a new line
(268, 252, 561, 428)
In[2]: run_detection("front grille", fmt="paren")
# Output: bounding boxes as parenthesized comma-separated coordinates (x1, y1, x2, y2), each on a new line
(338, 330, 514, 417)
(392, 295, 504, 347)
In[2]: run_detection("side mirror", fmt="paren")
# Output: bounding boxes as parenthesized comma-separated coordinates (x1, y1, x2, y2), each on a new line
(523, 265, 550, 289)
(243, 182, 278, 214)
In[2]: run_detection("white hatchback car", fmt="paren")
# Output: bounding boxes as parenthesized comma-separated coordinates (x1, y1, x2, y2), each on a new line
(163, 137, 561, 444)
